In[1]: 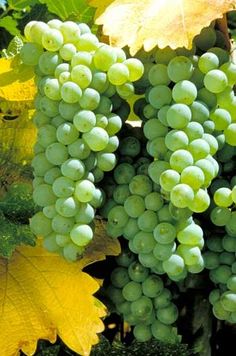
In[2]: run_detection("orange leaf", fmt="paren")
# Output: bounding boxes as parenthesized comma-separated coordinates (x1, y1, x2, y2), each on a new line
(0, 223, 120, 356)
(90, 0, 236, 55)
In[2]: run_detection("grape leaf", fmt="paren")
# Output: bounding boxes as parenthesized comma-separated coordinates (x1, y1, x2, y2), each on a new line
(2, 36, 24, 58)
(0, 222, 121, 356)
(7, 0, 37, 10)
(0, 15, 20, 36)
(89, 0, 236, 55)
(39, 0, 95, 22)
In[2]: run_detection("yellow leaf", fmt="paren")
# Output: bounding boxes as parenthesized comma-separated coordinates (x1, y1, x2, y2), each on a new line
(0, 110, 37, 165)
(0, 223, 120, 356)
(90, 0, 236, 55)
(0, 57, 36, 102)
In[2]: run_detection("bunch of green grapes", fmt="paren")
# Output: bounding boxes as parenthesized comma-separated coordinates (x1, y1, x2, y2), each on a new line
(106, 248, 180, 344)
(20, 20, 143, 261)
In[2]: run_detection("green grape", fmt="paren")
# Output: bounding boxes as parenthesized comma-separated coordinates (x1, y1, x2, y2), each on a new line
(142, 275, 163, 298)
(163, 254, 185, 276)
(168, 203, 192, 221)
(55, 197, 79, 217)
(30, 211, 52, 236)
(113, 184, 130, 204)
(148, 85, 172, 109)
(177, 244, 202, 265)
(148, 160, 170, 184)
(33, 111, 50, 127)
(197, 87, 217, 108)
(68, 139, 90, 160)
(42, 28, 63, 51)
(138, 252, 158, 268)
(123, 218, 140, 240)
(204, 69, 228, 93)
(184, 121, 204, 141)
(106, 285, 125, 304)
(43, 233, 60, 252)
(159, 170, 180, 191)
(128, 261, 149, 282)
(56, 123, 78, 145)
(71, 51, 92, 67)
(75, 180, 95, 203)
(58, 71, 71, 84)
(224, 123, 236, 146)
(20, 42, 43, 66)
(106, 223, 123, 238)
(73, 110, 96, 133)
(194, 27, 216, 51)
(52, 214, 74, 234)
(189, 138, 210, 160)
(111, 267, 130, 288)
(151, 319, 177, 343)
(38, 124, 57, 147)
(177, 223, 203, 245)
(157, 105, 170, 126)
(143, 119, 168, 140)
(153, 288, 172, 308)
(155, 47, 176, 64)
(75, 203, 94, 224)
(210, 265, 232, 284)
(209, 289, 221, 305)
(157, 204, 174, 223)
(167, 103, 191, 129)
(32, 153, 53, 176)
(213, 300, 230, 320)
(190, 100, 209, 123)
(208, 47, 229, 65)
(227, 276, 236, 292)
(167, 56, 193, 82)
(54, 63, 70, 78)
(203, 251, 220, 269)
(214, 188, 233, 208)
(153, 241, 176, 261)
(148, 64, 170, 86)
(51, 115, 65, 128)
(219, 252, 235, 266)
(44, 167, 61, 185)
(61, 81, 82, 103)
(107, 63, 129, 85)
(61, 158, 85, 181)
(70, 224, 93, 246)
(108, 205, 129, 228)
(129, 175, 152, 197)
(145, 192, 164, 211)
(93, 44, 117, 71)
(59, 43, 77, 61)
(147, 137, 167, 159)
(133, 324, 152, 342)
(71, 64, 92, 88)
(165, 130, 189, 151)
(39, 52, 62, 75)
(203, 120, 215, 133)
(220, 61, 236, 86)
(220, 292, 236, 312)
(105, 136, 119, 153)
(56, 234, 70, 247)
(198, 52, 219, 74)
(154, 222, 176, 244)
(133, 231, 156, 254)
(119, 136, 141, 157)
(210, 207, 231, 226)
(33, 184, 56, 207)
(156, 302, 178, 325)
(52, 176, 75, 198)
(124, 195, 145, 218)
(97, 152, 116, 172)
(115, 249, 135, 267)
(210, 108, 231, 130)
(90, 72, 109, 93)
(170, 183, 194, 208)
(222, 234, 236, 252)
(63, 243, 84, 261)
(131, 296, 153, 320)
(60, 21, 81, 43)
(137, 210, 158, 232)
(122, 281, 142, 301)
(124, 58, 144, 82)
(83, 127, 109, 151)
(180, 166, 205, 190)
(172, 80, 197, 105)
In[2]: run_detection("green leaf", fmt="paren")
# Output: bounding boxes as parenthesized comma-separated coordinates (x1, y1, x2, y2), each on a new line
(7, 0, 37, 11)
(2, 36, 23, 58)
(39, 0, 95, 22)
(0, 16, 20, 36)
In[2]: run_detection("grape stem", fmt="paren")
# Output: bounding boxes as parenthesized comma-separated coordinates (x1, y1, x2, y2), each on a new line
(216, 14, 231, 51)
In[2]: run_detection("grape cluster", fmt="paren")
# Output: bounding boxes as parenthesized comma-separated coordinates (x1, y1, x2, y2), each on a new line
(21, 20, 143, 261)
(107, 249, 180, 344)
